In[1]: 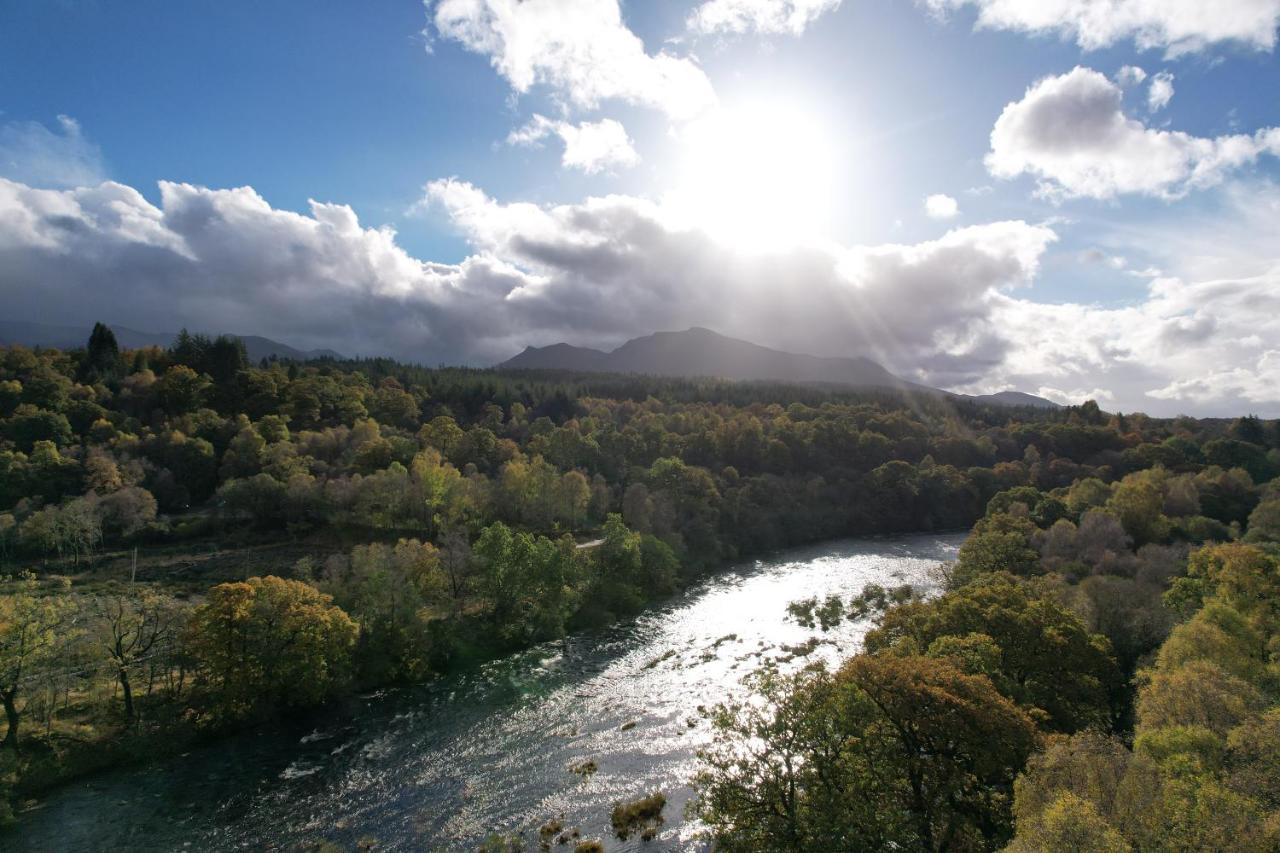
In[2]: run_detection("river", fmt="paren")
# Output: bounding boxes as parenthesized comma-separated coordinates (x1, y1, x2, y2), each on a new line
(8, 532, 963, 852)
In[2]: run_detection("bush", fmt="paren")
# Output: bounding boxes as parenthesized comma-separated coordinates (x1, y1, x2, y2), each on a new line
(611, 791, 666, 840)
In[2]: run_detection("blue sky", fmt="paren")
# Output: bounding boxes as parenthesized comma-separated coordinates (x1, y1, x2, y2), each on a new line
(2, 0, 1280, 415)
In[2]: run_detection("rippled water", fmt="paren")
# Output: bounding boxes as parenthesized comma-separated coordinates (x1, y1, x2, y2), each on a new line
(8, 533, 962, 852)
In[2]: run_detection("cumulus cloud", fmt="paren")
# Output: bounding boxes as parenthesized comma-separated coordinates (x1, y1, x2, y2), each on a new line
(422, 178, 1055, 384)
(0, 169, 1055, 386)
(1036, 386, 1116, 405)
(985, 264, 1280, 413)
(987, 66, 1280, 200)
(1147, 70, 1175, 111)
(924, 193, 960, 219)
(429, 0, 715, 119)
(0, 115, 106, 189)
(956, 179, 1280, 416)
(1147, 350, 1280, 406)
(5, 169, 1280, 415)
(1115, 65, 1147, 86)
(687, 0, 842, 37)
(923, 0, 1280, 56)
(507, 115, 639, 173)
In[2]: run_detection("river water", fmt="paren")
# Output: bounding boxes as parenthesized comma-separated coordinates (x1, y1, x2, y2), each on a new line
(8, 533, 962, 852)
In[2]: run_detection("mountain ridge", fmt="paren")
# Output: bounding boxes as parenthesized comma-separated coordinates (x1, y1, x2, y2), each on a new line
(502, 327, 1059, 409)
(0, 320, 344, 363)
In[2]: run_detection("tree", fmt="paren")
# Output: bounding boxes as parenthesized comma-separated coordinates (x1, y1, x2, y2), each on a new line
(217, 474, 288, 528)
(867, 574, 1121, 733)
(0, 574, 76, 748)
(419, 415, 464, 458)
(97, 486, 158, 540)
(1006, 792, 1129, 853)
(20, 498, 101, 565)
(219, 422, 266, 480)
(438, 528, 473, 606)
(472, 522, 579, 644)
(1066, 478, 1111, 517)
(410, 449, 464, 537)
(2, 406, 73, 451)
(153, 365, 212, 415)
(1226, 708, 1280, 809)
(1244, 499, 1280, 544)
(1166, 543, 1279, 623)
(1105, 478, 1169, 546)
(695, 655, 1041, 851)
(81, 322, 121, 382)
(1012, 728, 1278, 852)
(321, 539, 445, 682)
(370, 379, 420, 428)
(92, 586, 182, 720)
(555, 470, 590, 529)
(84, 450, 124, 495)
(951, 514, 1040, 586)
(1136, 659, 1263, 737)
(587, 514, 680, 619)
(186, 576, 358, 720)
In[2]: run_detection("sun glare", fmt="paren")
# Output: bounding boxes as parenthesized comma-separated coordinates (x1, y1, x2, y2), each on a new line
(665, 97, 840, 250)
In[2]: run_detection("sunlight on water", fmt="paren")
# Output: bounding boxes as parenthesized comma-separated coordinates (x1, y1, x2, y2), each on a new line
(11, 533, 961, 852)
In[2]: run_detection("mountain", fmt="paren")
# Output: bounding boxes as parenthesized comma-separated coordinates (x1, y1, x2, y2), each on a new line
(504, 327, 923, 390)
(0, 320, 344, 362)
(502, 327, 1059, 408)
(968, 390, 1060, 410)
(502, 342, 610, 371)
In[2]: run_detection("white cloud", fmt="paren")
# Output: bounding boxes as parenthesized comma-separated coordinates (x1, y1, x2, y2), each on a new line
(924, 0, 1280, 56)
(429, 0, 715, 120)
(1147, 350, 1280, 406)
(1037, 386, 1116, 405)
(5, 169, 1280, 415)
(1080, 248, 1127, 269)
(924, 193, 960, 219)
(1147, 70, 1175, 111)
(984, 264, 1280, 413)
(958, 180, 1280, 415)
(507, 114, 639, 173)
(422, 178, 1055, 382)
(1115, 65, 1147, 86)
(687, 0, 842, 36)
(0, 169, 1053, 385)
(0, 115, 106, 189)
(987, 66, 1280, 200)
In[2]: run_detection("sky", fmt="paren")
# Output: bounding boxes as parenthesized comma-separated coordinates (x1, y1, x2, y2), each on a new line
(2, 0, 1280, 416)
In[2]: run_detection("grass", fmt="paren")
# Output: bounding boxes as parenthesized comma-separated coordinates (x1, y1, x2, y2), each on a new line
(610, 791, 666, 841)
(568, 759, 597, 777)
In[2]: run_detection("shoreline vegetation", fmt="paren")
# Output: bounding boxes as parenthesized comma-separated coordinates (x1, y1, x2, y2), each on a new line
(2, 324, 1279, 848)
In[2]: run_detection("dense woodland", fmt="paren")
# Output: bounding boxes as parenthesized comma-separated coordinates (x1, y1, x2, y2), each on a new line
(2, 323, 1280, 847)
(691, 426, 1280, 846)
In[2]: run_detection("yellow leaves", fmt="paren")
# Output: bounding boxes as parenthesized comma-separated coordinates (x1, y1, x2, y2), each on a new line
(187, 576, 357, 719)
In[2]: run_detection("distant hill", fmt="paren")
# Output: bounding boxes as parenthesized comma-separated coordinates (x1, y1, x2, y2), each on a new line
(968, 390, 1060, 410)
(504, 342, 610, 372)
(505, 327, 927, 391)
(502, 327, 1060, 408)
(0, 320, 344, 363)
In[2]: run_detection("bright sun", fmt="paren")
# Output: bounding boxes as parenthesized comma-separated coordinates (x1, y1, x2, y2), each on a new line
(665, 97, 840, 250)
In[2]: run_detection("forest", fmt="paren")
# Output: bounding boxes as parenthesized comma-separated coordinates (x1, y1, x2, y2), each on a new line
(2, 323, 1280, 848)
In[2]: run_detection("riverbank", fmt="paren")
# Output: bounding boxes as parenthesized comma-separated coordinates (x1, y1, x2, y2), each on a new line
(4, 521, 967, 829)
(8, 533, 963, 851)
